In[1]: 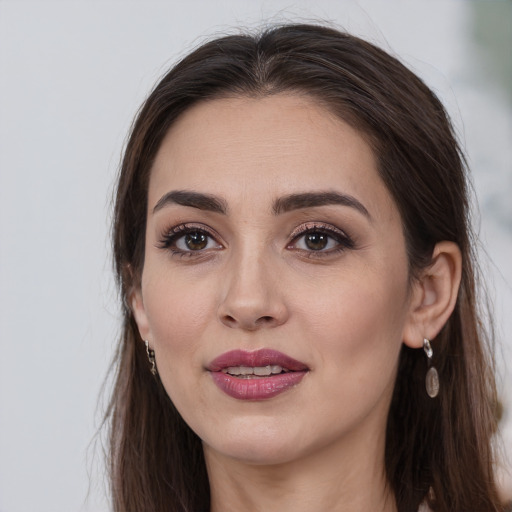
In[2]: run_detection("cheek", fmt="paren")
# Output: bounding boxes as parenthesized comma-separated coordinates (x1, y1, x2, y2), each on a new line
(286, 270, 409, 443)
(141, 271, 218, 421)
(297, 263, 410, 382)
(143, 271, 215, 352)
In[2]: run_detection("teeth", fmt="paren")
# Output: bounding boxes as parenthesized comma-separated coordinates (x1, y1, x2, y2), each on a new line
(254, 366, 272, 376)
(221, 365, 285, 376)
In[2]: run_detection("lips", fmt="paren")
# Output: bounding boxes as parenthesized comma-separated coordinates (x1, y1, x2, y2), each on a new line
(207, 349, 309, 400)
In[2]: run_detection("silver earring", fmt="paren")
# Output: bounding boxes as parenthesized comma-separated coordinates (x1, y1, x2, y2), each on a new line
(145, 340, 157, 376)
(423, 338, 439, 398)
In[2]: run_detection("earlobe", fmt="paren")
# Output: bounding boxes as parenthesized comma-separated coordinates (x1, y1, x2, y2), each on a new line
(403, 241, 462, 348)
(130, 287, 152, 342)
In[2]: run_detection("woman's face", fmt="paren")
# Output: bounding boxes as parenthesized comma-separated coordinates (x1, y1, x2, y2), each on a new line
(133, 95, 418, 466)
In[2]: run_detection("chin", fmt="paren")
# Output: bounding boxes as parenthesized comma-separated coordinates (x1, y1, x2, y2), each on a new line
(201, 417, 307, 466)
(213, 441, 300, 466)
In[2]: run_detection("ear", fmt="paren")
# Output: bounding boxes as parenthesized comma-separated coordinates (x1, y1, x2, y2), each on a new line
(130, 286, 152, 342)
(402, 241, 462, 348)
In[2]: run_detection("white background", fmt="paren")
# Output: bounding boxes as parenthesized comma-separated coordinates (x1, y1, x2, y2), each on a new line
(0, 1, 511, 511)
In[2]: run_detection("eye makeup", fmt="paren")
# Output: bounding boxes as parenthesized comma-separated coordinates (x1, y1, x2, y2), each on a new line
(156, 223, 223, 258)
(156, 219, 355, 261)
(287, 221, 355, 258)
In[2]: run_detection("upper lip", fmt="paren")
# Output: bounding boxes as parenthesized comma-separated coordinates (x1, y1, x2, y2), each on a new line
(207, 349, 309, 372)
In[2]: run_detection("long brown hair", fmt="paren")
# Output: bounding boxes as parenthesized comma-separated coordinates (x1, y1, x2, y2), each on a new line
(108, 24, 504, 511)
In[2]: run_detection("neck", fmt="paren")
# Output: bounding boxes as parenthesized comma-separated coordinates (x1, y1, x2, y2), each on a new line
(205, 423, 397, 512)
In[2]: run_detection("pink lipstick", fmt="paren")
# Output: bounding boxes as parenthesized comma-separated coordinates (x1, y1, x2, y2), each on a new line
(207, 349, 308, 400)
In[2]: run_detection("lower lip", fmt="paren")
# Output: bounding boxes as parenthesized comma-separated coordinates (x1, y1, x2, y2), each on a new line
(210, 371, 307, 400)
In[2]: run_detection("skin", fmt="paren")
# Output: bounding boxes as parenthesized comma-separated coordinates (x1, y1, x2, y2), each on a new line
(132, 95, 461, 512)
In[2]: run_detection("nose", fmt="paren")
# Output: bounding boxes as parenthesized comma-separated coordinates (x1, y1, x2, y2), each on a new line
(217, 250, 289, 331)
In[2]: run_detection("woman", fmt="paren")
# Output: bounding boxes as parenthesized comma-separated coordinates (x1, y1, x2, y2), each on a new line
(108, 24, 506, 511)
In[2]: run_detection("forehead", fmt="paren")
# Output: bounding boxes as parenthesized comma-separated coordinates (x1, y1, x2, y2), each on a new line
(149, 94, 395, 219)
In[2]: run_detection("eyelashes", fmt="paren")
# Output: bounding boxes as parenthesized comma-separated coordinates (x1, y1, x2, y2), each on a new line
(157, 221, 355, 259)
(288, 222, 355, 256)
(157, 223, 223, 257)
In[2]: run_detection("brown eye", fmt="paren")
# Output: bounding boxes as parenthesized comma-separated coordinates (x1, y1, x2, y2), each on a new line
(159, 225, 223, 254)
(289, 224, 355, 255)
(305, 232, 329, 251)
(185, 232, 208, 250)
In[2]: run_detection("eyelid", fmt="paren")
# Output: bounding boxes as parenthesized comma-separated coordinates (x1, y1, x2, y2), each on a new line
(288, 221, 350, 241)
(167, 222, 217, 236)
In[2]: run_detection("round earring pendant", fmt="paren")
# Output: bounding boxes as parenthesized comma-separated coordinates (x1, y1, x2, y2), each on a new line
(426, 367, 440, 398)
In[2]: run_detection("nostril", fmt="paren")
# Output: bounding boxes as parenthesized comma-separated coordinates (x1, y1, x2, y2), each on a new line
(223, 315, 237, 325)
(220, 314, 277, 330)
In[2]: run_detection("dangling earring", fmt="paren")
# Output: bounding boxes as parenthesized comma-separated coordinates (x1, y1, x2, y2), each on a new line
(145, 340, 157, 376)
(423, 338, 439, 398)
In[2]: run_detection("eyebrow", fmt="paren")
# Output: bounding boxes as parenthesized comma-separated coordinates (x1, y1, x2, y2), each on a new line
(272, 191, 371, 219)
(152, 190, 228, 215)
(152, 189, 370, 220)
